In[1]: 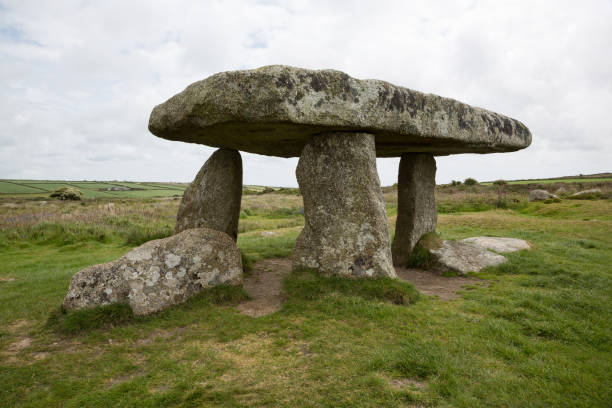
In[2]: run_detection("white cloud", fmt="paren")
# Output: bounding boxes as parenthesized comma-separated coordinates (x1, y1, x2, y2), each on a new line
(0, 0, 610, 186)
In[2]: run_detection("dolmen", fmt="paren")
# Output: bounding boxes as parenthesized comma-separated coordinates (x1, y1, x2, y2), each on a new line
(64, 65, 531, 314)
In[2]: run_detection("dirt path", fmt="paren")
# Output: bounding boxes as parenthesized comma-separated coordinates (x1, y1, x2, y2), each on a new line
(236, 258, 292, 317)
(395, 267, 487, 300)
(236, 259, 487, 316)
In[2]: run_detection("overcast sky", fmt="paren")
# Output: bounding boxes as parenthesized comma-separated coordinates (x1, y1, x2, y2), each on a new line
(1, 0, 611, 186)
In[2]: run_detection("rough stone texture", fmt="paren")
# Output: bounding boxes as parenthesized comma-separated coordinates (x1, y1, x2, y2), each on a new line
(62, 261, 130, 310)
(392, 153, 437, 266)
(292, 133, 396, 278)
(175, 149, 242, 240)
(460, 237, 531, 253)
(430, 240, 508, 275)
(529, 189, 558, 201)
(149, 65, 532, 157)
(63, 228, 242, 315)
(570, 188, 601, 198)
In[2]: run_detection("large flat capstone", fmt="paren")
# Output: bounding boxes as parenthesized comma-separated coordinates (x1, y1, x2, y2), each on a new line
(149, 65, 531, 157)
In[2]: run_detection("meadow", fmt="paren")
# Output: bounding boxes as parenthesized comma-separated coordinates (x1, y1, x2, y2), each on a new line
(1, 180, 611, 407)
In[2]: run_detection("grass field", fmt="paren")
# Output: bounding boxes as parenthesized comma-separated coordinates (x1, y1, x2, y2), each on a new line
(482, 177, 612, 185)
(0, 187, 611, 407)
(0, 180, 188, 199)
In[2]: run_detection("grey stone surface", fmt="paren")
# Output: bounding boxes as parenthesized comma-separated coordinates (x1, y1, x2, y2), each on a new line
(175, 149, 242, 241)
(292, 133, 396, 278)
(529, 189, 558, 201)
(392, 153, 437, 266)
(570, 188, 601, 198)
(63, 228, 243, 315)
(149, 65, 532, 157)
(430, 240, 508, 275)
(460, 237, 531, 253)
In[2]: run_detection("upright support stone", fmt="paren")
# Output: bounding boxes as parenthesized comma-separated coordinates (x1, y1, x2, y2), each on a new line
(175, 148, 242, 241)
(292, 133, 396, 278)
(392, 153, 437, 266)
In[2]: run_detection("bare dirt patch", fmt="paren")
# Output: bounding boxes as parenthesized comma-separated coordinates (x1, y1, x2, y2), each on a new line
(0, 276, 17, 282)
(236, 258, 292, 317)
(7, 337, 33, 352)
(395, 267, 487, 300)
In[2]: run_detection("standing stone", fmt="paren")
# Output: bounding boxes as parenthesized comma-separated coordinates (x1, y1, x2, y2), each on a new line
(175, 149, 242, 241)
(392, 153, 437, 266)
(292, 133, 396, 278)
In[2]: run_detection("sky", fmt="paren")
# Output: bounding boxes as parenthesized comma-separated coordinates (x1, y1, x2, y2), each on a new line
(1, 0, 611, 187)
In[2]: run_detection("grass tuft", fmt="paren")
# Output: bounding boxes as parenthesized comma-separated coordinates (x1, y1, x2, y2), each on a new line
(284, 269, 419, 306)
(46, 303, 134, 335)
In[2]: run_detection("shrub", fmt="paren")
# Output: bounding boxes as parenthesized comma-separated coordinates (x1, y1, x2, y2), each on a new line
(50, 187, 82, 201)
(464, 177, 478, 186)
(450, 180, 462, 186)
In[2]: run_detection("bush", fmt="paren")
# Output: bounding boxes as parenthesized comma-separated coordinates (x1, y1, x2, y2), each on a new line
(450, 180, 462, 186)
(464, 178, 478, 186)
(50, 187, 82, 201)
(493, 179, 507, 186)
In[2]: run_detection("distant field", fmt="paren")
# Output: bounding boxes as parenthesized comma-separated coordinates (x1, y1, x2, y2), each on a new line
(482, 177, 612, 185)
(0, 180, 187, 199)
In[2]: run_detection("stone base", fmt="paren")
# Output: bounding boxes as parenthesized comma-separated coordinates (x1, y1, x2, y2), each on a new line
(392, 153, 437, 266)
(292, 133, 395, 278)
(175, 149, 242, 241)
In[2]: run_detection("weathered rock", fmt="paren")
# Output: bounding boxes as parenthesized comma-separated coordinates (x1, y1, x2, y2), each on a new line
(554, 186, 567, 195)
(528, 189, 557, 202)
(63, 228, 242, 315)
(175, 149, 242, 240)
(392, 153, 437, 266)
(292, 133, 396, 278)
(430, 240, 508, 275)
(570, 188, 602, 198)
(460, 237, 530, 253)
(149, 65, 532, 157)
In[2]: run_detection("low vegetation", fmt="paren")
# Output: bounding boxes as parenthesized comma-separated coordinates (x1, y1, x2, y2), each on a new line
(1, 180, 611, 407)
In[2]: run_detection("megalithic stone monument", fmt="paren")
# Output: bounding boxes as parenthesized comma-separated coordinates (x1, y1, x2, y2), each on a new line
(149, 65, 531, 277)
(175, 148, 242, 241)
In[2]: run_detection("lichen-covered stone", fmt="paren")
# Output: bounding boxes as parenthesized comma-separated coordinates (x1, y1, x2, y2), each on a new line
(149, 65, 532, 157)
(292, 133, 395, 278)
(430, 240, 508, 275)
(460, 237, 530, 253)
(570, 188, 602, 198)
(528, 189, 557, 201)
(63, 228, 242, 315)
(175, 149, 242, 240)
(392, 153, 437, 266)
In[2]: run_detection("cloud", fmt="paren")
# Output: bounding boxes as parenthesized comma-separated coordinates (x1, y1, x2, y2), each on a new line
(0, 0, 610, 186)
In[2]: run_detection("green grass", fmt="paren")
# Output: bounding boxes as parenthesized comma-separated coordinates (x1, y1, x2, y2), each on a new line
(0, 180, 186, 199)
(0, 182, 48, 194)
(483, 177, 612, 185)
(0, 197, 611, 407)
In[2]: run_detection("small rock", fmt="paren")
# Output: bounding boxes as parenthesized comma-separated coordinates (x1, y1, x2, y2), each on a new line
(260, 231, 277, 237)
(63, 228, 243, 315)
(460, 237, 530, 253)
(570, 188, 602, 198)
(430, 240, 508, 274)
(554, 187, 567, 195)
(529, 189, 557, 202)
